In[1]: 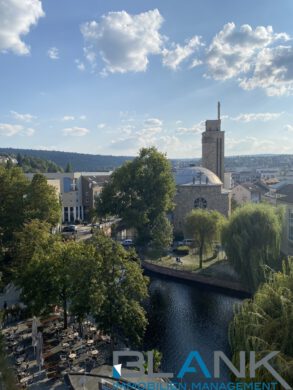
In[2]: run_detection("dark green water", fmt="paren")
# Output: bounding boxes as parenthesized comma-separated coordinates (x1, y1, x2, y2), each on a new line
(145, 275, 243, 385)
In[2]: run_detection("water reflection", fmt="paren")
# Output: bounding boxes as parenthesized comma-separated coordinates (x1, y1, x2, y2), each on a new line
(145, 276, 243, 384)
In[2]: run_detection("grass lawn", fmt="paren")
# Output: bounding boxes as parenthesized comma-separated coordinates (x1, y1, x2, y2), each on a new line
(146, 250, 224, 272)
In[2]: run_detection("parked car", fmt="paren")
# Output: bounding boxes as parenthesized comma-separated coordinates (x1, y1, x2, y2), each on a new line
(62, 225, 77, 240)
(122, 239, 134, 247)
(182, 239, 194, 246)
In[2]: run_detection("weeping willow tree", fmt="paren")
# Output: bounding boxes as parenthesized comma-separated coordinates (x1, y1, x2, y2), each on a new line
(229, 260, 293, 385)
(222, 203, 284, 292)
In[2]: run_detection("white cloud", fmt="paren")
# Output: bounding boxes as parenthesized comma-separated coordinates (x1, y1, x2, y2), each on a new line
(284, 124, 293, 132)
(0, 0, 44, 55)
(230, 112, 283, 122)
(80, 115, 87, 120)
(80, 9, 164, 74)
(47, 47, 59, 60)
(62, 115, 75, 121)
(206, 23, 289, 81)
(137, 127, 162, 136)
(75, 59, 85, 71)
(62, 127, 89, 136)
(97, 123, 106, 129)
(0, 123, 35, 136)
(226, 135, 293, 154)
(23, 127, 35, 136)
(239, 46, 293, 96)
(10, 110, 36, 122)
(190, 58, 203, 69)
(144, 118, 163, 127)
(162, 36, 203, 70)
(176, 120, 205, 134)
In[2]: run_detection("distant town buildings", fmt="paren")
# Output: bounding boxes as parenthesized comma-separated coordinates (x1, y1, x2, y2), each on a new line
(231, 183, 263, 205)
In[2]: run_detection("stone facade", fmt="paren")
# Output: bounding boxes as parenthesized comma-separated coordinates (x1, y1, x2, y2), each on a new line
(172, 182, 231, 233)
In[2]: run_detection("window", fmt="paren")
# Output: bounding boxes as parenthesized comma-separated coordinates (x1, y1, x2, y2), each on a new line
(70, 207, 74, 222)
(194, 197, 207, 209)
(289, 210, 293, 241)
(64, 207, 69, 222)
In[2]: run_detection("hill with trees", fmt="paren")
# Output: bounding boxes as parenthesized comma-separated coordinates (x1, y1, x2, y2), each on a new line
(0, 148, 132, 172)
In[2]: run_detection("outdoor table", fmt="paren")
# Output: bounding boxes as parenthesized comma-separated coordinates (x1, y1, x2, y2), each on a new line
(69, 353, 77, 359)
(87, 339, 94, 345)
(62, 342, 70, 348)
(90, 349, 99, 356)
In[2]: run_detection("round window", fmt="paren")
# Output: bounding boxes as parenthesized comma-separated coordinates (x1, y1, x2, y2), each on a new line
(194, 197, 207, 209)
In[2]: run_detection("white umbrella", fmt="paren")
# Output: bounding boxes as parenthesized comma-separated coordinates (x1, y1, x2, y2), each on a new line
(32, 316, 38, 354)
(36, 331, 44, 372)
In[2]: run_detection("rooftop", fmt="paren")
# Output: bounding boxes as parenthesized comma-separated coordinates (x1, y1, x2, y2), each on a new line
(174, 166, 222, 186)
(276, 184, 293, 204)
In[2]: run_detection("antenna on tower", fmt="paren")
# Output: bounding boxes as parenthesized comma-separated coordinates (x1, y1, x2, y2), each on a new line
(217, 101, 221, 120)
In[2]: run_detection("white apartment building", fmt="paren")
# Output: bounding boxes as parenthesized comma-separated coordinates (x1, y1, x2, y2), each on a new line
(26, 172, 111, 223)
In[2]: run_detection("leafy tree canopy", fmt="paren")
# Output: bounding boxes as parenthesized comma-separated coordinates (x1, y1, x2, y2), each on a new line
(90, 232, 149, 346)
(96, 147, 175, 244)
(184, 209, 225, 268)
(229, 259, 293, 386)
(0, 168, 61, 281)
(222, 203, 283, 292)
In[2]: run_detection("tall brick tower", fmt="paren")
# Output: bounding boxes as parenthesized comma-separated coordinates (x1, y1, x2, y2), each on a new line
(202, 102, 225, 182)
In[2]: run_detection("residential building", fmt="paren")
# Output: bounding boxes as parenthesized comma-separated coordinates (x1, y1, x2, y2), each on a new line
(82, 174, 111, 221)
(231, 182, 262, 205)
(26, 171, 112, 223)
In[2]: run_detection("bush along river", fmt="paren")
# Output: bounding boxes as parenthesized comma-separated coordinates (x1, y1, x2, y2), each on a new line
(144, 275, 243, 386)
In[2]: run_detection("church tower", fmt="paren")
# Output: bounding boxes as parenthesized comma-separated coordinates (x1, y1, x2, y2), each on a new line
(202, 102, 225, 182)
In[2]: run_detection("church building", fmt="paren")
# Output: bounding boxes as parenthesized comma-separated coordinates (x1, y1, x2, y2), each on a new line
(172, 103, 231, 234)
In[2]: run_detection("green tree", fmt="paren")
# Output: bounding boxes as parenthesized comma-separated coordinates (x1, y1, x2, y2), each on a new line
(149, 213, 173, 258)
(222, 203, 283, 292)
(184, 209, 225, 269)
(13, 220, 55, 273)
(0, 166, 29, 244)
(65, 162, 73, 173)
(90, 232, 149, 348)
(24, 174, 61, 226)
(96, 147, 175, 244)
(229, 260, 293, 386)
(18, 240, 98, 329)
(0, 168, 62, 282)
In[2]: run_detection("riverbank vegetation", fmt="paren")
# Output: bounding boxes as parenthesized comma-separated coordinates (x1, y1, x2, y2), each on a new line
(229, 259, 293, 386)
(222, 203, 284, 292)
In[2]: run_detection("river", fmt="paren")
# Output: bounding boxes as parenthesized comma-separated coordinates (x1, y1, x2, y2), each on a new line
(144, 275, 244, 385)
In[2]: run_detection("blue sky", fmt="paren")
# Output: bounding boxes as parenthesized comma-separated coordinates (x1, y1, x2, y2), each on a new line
(1, 0, 293, 158)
